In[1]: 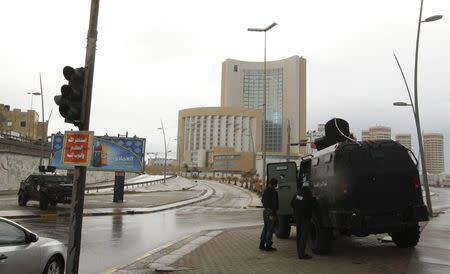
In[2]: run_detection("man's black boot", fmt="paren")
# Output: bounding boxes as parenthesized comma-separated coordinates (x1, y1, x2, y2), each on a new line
(259, 242, 265, 250)
(299, 254, 312, 259)
(265, 246, 277, 251)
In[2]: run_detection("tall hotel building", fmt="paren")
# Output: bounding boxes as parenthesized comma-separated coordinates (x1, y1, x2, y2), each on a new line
(361, 126, 391, 141)
(395, 134, 412, 150)
(221, 56, 307, 160)
(423, 133, 445, 174)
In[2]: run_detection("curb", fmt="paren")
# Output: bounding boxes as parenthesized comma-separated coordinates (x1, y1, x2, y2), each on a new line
(107, 224, 262, 273)
(1, 183, 214, 220)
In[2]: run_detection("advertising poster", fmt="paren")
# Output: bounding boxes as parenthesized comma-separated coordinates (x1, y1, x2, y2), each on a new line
(50, 134, 73, 169)
(50, 133, 146, 172)
(89, 136, 146, 172)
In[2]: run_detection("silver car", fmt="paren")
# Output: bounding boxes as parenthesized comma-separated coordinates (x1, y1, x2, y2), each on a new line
(0, 217, 66, 274)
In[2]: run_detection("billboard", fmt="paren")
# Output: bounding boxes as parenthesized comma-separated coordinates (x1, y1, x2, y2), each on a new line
(50, 133, 146, 172)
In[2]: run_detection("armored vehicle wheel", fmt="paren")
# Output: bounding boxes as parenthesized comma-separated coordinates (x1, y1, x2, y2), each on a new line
(18, 191, 28, 206)
(50, 201, 57, 206)
(275, 215, 291, 239)
(390, 223, 420, 248)
(39, 193, 49, 210)
(309, 213, 332, 254)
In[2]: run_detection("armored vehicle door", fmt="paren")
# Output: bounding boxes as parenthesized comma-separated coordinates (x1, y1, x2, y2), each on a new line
(27, 176, 40, 199)
(267, 162, 298, 216)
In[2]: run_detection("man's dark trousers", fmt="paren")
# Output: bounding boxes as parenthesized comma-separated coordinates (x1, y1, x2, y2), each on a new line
(296, 219, 310, 257)
(260, 208, 274, 248)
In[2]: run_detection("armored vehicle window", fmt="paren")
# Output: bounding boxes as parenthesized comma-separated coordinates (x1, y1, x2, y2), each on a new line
(44, 176, 68, 184)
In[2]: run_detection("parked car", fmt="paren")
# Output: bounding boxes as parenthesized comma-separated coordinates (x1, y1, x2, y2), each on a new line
(17, 173, 72, 210)
(0, 217, 66, 274)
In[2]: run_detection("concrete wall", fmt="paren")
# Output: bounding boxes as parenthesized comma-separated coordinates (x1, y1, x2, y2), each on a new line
(0, 152, 136, 191)
(0, 153, 48, 191)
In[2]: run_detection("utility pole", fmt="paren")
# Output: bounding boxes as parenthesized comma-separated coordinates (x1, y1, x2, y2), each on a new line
(163, 125, 167, 184)
(66, 1, 99, 273)
(286, 120, 291, 162)
(39, 73, 45, 166)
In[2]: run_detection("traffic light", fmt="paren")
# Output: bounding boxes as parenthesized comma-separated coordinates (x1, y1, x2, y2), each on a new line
(54, 66, 85, 127)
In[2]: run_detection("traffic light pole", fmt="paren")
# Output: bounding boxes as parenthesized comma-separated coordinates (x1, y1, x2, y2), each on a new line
(66, 1, 99, 273)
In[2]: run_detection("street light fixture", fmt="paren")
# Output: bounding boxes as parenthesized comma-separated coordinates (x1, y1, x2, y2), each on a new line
(157, 120, 168, 184)
(423, 15, 443, 22)
(27, 92, 41, 110)
(392, 102, 412, 107)
(248, 22, 277, 189)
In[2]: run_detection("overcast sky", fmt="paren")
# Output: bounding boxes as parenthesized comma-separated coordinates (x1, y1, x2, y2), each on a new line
(1, 0, 449, 171)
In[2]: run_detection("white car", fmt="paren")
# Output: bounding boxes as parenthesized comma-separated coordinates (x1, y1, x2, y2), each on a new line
(0, 217, 66, 274)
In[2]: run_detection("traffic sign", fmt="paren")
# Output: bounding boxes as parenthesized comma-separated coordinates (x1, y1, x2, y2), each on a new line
(62, 131, 94, 166)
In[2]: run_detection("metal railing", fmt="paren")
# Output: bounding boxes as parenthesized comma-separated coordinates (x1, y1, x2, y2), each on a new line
(85, 175, 177, 193)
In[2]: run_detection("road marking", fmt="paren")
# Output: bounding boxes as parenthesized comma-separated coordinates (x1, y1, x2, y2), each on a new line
(149, 230, 223, 271)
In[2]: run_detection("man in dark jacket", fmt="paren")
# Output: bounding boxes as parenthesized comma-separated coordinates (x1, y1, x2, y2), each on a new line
(259, 178, 279, 251)
(291, 186, 317, 259)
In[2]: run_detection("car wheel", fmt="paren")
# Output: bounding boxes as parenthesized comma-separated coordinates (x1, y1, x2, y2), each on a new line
(390, 222, 420, 248)
(18, 191, 28, 206)
(309, 212, 332, 255)
(43, 255, 64, 274)
(39, 193, 49, 211)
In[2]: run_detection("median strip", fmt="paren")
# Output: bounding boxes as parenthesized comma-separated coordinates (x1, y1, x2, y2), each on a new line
(1, 182, 214, 220)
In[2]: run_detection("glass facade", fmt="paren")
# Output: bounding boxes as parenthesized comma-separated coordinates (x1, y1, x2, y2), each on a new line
(243, 68, 283, 152)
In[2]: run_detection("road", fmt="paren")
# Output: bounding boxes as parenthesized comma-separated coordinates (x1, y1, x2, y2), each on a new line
(15, 180, 261, 274)
(13, 182, 450, 274)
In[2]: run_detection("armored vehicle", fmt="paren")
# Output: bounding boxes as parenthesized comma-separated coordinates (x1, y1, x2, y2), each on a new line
(268, 119, 429, 254)
(18, 172, 72, 210)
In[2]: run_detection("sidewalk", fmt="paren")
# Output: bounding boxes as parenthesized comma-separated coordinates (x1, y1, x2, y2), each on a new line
(0, 177, 213, 219)
(113, 211, 450, 274)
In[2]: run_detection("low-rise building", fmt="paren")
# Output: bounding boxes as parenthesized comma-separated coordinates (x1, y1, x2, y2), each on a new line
(0, 104, 48, 141)
(177, 107, 262, 168)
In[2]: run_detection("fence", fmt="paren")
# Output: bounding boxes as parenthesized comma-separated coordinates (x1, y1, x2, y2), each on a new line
(85, 175, 177, 193)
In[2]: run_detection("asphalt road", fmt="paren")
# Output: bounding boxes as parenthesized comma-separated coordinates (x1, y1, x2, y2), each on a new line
(13, 182, 450, 274)
(15, 180, 261, 274)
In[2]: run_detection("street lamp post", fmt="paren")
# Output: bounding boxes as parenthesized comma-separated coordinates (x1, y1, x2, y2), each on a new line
(26, 91, 41, 139)
(413, 1, 442, 217)
(248, 22, 277, 189)
(27, 73, 46, 167)
(157, 120, 168, 184)
(39, 73, 45, 167)
(392, 0, 442, 217)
